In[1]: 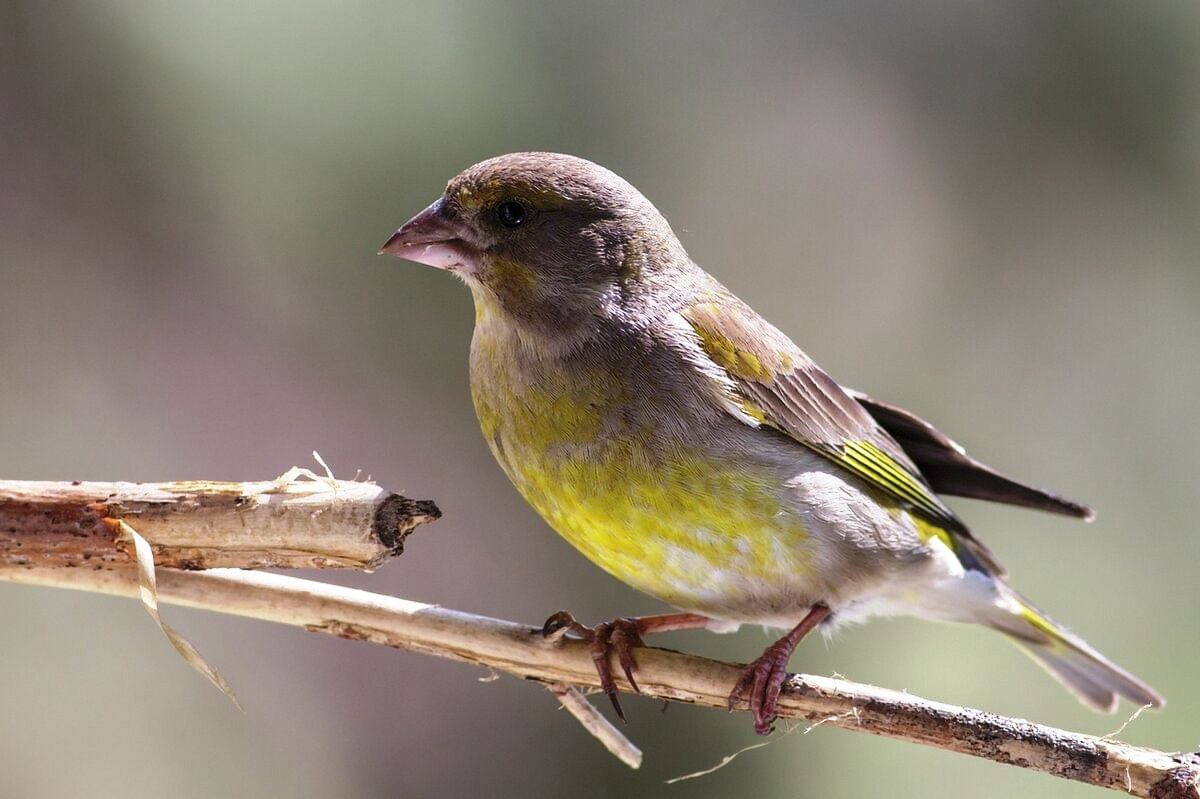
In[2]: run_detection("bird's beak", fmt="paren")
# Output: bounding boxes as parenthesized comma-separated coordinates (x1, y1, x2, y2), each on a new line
(378, 197, 479, 272)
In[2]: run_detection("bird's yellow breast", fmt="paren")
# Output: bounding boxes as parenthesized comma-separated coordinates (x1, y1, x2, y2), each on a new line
(469, 308, 811, 611)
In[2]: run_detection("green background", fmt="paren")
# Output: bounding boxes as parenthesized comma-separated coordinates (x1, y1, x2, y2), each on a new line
(2, 2, 1197, 797)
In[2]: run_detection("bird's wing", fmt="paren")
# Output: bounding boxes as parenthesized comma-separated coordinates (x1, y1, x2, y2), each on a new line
(846, 390, 1094, 520)
(681, 297, 1003, 574)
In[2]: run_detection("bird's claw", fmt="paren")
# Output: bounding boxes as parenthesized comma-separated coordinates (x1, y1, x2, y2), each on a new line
(539, 610, 645, 721)
(540, 610, 582, 642)
(728, 639, 795, 735)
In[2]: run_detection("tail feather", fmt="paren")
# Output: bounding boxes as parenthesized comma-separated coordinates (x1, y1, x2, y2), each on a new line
(995, 595, 1164, 712)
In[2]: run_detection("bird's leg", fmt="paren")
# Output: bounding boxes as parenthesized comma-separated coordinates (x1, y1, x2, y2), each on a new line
(541, 610, 710, 720)
(728, 603, 831, 735)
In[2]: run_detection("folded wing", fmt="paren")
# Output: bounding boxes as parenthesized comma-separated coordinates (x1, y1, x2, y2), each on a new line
(846, 390, 1094, 520)
(681, 296, 1003, 574)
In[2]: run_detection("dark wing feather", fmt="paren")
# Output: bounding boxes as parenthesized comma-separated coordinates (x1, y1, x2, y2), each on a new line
(847, 390, 1095, 520)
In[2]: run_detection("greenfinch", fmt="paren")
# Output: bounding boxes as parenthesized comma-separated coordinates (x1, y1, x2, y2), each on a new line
(381, 152, 1162, 733)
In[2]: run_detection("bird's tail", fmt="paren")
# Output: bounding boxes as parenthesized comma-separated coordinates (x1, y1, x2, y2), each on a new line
(988, 591, 1163, 712)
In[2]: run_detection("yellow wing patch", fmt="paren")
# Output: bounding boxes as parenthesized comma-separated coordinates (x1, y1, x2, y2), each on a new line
(838, 440, 952, 527)
(688, 314, 772, 380)
(683, 302, 793, 382)
(909, 513, 958, 552)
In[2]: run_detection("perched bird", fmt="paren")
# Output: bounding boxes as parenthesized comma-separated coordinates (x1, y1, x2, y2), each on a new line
(380, 152, 1162, 733)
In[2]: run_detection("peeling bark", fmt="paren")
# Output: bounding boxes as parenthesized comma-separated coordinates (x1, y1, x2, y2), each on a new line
(0, 478, 439, 570)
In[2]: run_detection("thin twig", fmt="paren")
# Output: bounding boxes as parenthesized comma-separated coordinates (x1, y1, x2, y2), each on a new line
(1, 565, 1194, 798)
(549, 683, 643, 768)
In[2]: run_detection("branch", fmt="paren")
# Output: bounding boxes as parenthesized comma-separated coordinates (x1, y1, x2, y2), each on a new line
(2, 565, 1195, 797)
(0, 475, 441, 570)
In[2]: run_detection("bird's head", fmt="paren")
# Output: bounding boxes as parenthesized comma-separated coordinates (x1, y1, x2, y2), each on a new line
(380, 153, 686, 340)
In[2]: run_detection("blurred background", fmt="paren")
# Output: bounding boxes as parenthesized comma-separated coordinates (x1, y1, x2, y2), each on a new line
(2, 1, 1198, 797)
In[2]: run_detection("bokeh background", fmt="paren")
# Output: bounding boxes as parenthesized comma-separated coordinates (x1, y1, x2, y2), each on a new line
(3, 2, 1198, 797)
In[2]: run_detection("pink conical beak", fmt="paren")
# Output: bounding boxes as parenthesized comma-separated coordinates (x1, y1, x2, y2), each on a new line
(379, 197, 479, 272)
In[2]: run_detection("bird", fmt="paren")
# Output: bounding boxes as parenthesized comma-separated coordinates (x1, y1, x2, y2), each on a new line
(379, 152, 1163, 734)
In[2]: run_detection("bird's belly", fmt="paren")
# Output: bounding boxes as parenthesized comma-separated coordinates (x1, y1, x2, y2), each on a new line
(479, 398, 822, 618)
(526, 451, 818, 615)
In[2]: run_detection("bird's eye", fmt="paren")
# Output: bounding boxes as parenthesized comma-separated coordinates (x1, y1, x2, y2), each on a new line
(495, 201, 527, 228)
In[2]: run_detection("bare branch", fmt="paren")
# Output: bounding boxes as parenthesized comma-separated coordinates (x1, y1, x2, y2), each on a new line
(0, 477, 440, 570)
(2, 565, 1195, 797)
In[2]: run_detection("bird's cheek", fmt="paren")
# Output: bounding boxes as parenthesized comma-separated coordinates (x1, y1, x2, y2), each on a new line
(482, 258, 539, 298)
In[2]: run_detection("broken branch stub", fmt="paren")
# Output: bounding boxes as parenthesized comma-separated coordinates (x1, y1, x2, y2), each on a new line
(0, 477, 440, 571)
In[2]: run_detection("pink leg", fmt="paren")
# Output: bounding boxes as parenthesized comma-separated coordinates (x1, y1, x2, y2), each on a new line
(542, 610, 711, 720)
(728, 603, 831, 734)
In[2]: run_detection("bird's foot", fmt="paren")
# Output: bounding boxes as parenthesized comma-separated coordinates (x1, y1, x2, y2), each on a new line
(727, 637, 797, 735)
(541, 610, 646, 720)
(727, 603, 832, 735)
